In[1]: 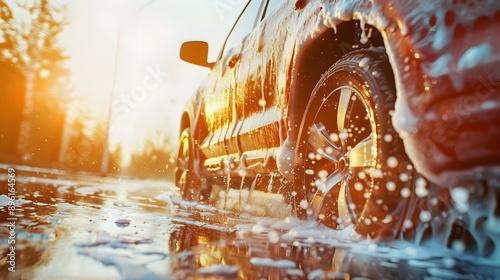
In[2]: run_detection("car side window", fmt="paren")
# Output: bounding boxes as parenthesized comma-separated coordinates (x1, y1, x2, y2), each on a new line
(262, 0, 283, 19)
(222, 0, 265, 57)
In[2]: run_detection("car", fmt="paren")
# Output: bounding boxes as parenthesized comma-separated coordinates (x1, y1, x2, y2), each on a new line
(176, 0, 500, 256)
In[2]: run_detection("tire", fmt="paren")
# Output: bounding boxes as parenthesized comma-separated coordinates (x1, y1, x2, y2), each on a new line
(175, 128, 208, 202)
(295, 48, 413, 240)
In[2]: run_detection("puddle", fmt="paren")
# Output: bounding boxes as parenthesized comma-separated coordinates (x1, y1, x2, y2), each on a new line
(0, 172, 499, 279)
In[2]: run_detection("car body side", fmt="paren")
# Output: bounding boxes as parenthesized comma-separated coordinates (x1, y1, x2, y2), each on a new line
(180, 0, 500, 186)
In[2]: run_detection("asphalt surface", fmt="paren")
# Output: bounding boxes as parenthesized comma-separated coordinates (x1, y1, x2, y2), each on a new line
(0, 165, 499, 280)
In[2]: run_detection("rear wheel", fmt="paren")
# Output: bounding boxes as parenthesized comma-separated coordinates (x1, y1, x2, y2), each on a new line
(176, 128, 207, 201)
(296, 48, 412, 240)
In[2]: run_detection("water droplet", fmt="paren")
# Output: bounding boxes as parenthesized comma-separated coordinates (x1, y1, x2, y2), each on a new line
(384, 134, 393, 143)
(315, 179, 326, 192)
(325, 147, 334, 154)
(430, 197, 438, 206)
(354, 182, 364, 191)
(382, 214, 393, 224)
(452, 240, 466, 253)
(419, 210, 432, 223)
(330, 133, 339, 142)
(305, 169, 315, 175)
(415, 177, 429, 197)
(268, 230, 280, 244)
(300, 199, 309, 209)
(359, 57, 370, 68)
(386, 181, 396, 192)
(451, 187, 469, 213)
(339, 131, 349, 141)
(357, 171, 366, 180)
(443, 257, 456, 268)
(372, 169, 383, 178)
(403, 219, 413, 229)
(387, 157, 399, 168)
(400, 187, 411, 198)
(252, 224, 264, 234)
(258, 98, 266, 107)
(399, 173, 410, 182)
(318, 170, 328, 180)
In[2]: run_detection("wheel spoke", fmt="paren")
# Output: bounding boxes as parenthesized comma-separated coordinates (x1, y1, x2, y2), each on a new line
(337, 88, 352, 133)
(323, 171, 344, 193)
(348, 136, 373, 168)
(337, 178, 350, 225)
(310, 171, 344, 219)
(308, 123, 342, 162)
(177, 157, 187, 171)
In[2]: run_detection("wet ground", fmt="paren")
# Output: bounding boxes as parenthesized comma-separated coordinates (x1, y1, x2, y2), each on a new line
(1, 165, 499, 280)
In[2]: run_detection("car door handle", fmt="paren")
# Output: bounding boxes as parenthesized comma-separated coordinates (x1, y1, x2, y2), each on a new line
(228, 54, 241, 68)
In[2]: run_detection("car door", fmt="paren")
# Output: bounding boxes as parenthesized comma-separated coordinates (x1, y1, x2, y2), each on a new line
(199, 0, 266, 168)
(230, 0, 285, 169)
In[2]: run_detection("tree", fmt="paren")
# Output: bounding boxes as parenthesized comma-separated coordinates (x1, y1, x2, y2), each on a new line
(126, 136, 176, 180)
(0, 0, 70, 167)
(108, 144, 123, 175)
(0, 1, 17, 61)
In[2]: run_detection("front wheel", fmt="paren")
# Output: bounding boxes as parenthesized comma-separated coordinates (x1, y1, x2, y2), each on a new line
(175, 128, 208, 202)
(296, 48, 413, 240)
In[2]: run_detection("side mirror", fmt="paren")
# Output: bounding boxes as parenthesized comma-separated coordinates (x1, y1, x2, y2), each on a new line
(180, 41, 215, 69)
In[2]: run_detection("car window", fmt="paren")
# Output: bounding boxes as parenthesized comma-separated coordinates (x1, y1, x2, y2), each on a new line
(262, 0, 283, 19)
(221, 0, 266, 58)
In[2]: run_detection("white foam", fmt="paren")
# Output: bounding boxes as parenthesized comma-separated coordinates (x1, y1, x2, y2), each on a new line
(250, 257, 296, 268)
(457, 44, 492, 72)
(197, 265, 239, 277)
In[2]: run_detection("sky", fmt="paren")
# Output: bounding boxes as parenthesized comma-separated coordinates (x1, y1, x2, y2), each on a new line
(60, 0, 248, 161)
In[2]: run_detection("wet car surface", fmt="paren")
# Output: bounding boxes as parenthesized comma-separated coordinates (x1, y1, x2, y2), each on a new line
(1, 165, 499, 279)
(176, 0, 500, 252)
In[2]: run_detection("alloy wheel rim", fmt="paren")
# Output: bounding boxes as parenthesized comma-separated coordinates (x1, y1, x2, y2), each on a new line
(176, 136, 190, 193)
(305, 85, 377, 228)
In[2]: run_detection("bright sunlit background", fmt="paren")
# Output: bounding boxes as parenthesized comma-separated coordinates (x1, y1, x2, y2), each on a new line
(62, 0, 247, 164)
(0, 0, 248, 177)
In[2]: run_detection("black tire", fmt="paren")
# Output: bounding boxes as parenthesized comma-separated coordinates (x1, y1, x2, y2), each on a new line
(295, 48, 413, 240)
(175, 128, 208, 202)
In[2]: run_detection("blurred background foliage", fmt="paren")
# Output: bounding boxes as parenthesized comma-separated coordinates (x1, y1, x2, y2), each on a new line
(0, 0, 175, 180)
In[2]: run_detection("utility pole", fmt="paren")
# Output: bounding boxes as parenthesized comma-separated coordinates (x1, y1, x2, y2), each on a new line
(101, 0, 161, 175)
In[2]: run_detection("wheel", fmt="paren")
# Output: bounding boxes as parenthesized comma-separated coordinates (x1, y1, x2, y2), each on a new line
(175, 128, 207, 201)
(296, 48, 413, 240)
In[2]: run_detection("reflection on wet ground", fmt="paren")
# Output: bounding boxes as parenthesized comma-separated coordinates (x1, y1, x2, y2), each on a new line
(0, 166, 499, 279)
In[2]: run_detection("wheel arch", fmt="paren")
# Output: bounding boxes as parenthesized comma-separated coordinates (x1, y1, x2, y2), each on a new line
(286, 20, 390, 142)
(179, 111, 191, 136)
